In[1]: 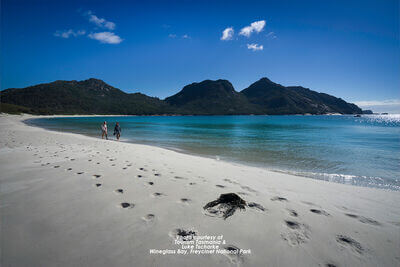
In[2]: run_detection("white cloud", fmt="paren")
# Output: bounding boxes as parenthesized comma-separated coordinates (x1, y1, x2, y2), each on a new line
(54, 29, 86, 38)
(182, 34, 190, 39)
(86, 11, 116, 30)
(354, 99, 400, 113)
(221, 27, 234, 40)
(240, 20, 266, 37)
(247, 43, 263, 51)
(54, 10, 123, 44)
(168, 33, 177, 38)
(88, 32, 123, 44)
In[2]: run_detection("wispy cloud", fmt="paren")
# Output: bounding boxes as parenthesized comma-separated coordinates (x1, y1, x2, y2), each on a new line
(221, 27, 234, 41)
(88, 32, 123, 44)
(86, 10, 115, 30)
(354, 99, 400, 113)
(182, 34, 190, 39)
(247, 43, 263, 51)
(355, 99, 400, 106)
(266, 31, 277, 39)
(54, 29, 86, 39)
(240, 20, 266, 37)
(168, 33, 177, 38)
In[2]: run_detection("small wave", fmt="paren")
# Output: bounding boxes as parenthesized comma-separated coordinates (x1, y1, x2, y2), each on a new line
(272, 169, 400, 191)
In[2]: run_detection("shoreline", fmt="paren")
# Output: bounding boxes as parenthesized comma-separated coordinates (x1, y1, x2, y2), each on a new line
(1, 114, 399, 267)
(24, 114, 399, 191)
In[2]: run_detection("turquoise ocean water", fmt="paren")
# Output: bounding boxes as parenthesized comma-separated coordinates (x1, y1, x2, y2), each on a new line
(28, 115, 400, 190)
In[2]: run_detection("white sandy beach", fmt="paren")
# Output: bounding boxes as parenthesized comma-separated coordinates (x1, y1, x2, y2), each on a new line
(0, 114, 399, 267)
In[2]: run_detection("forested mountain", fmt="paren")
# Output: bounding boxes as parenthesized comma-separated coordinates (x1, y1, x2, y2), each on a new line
(165, 79, 260, 114)
(1, 78, 172, 115)
(241, 78, 362, 114)
(1, 77, 363, 115)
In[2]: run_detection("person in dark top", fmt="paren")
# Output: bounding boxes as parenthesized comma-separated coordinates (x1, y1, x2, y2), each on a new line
(114, 122, 121, 141)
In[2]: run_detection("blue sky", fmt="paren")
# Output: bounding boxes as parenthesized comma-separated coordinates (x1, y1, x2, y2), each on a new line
(2, 0, 399, 112)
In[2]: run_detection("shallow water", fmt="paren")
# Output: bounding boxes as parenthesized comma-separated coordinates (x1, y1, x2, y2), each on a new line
(28, 115, 400, 190)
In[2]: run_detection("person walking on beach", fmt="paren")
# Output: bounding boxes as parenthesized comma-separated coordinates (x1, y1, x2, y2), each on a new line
(114, 122, 121, 141)
(101, 121, 108, 140)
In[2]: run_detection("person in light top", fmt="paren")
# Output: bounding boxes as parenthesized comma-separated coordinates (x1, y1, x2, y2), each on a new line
(101, 121, 108, 140)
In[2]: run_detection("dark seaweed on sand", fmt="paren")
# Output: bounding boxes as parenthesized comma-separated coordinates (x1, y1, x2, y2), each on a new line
(203, 193, 247, 219)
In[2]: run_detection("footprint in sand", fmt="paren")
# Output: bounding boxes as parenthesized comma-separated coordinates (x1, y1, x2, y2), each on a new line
(247, 202, 266, 212)
(180, 198, 191, 204)
(288, 209, 298, 217)
(120, 202, 135, 209)
(336, 235, 363, 254)
(302, 201, 315, 206)
(115, 189, 124, 194)
(152, 192, 165, 197)
(67, 168, 72, 171)
(223, 178, 239, 185)
(189, 182, 196, 185)
(148, 182, 154, 185)
(173, 176, 187, 180)
(285, 220, 301, 230)
(54, 165, 60, 168)
(154, 173, 161, 177)
(216, 184, 226, 188)
(142, 214, 155, 222)
(93, 174, 101, 179)
(281, 220, 310, 246)
(77, 172, 84, 175)
(240, 185, 257, 193)
(310, 209, 330, 216)
(271, 196, 288, 202)
(123, 167, 127, 170)
(345, 213, 381, 226)
(95, 183, 102, 187)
